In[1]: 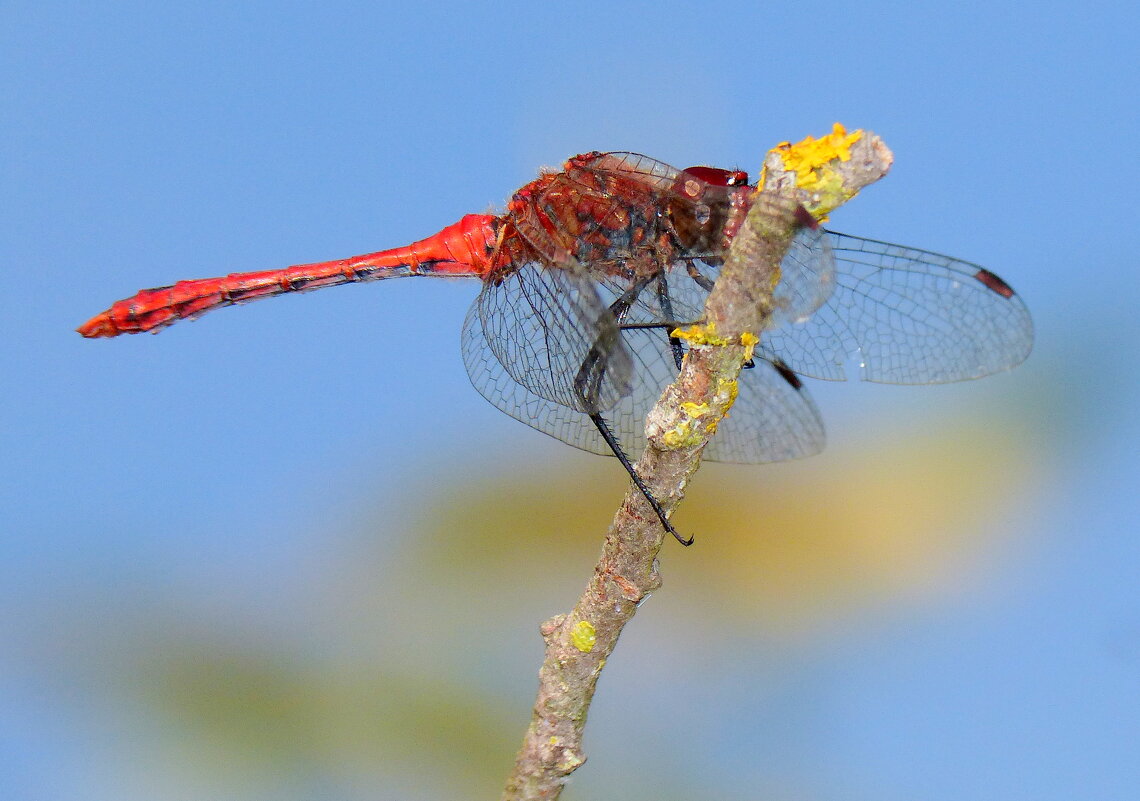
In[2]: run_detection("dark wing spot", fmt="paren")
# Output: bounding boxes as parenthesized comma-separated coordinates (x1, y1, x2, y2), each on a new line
(974, 268, 1016, 299)
(771, 358, 804, 390)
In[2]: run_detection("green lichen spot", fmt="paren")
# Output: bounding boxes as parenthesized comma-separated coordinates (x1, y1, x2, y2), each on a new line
(570, 620, 597, 652)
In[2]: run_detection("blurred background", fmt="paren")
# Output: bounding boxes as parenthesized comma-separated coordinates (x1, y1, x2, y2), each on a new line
(3, 1, 1138, 799)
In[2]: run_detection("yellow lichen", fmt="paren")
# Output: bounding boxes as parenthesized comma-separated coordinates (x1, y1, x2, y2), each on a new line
(570, 620, 596, 652)
(671, 322, 731, 347)
(659, 327, 758, 449)
(760, 123, 865, 220)
(662, 419, 695, 448)
(774, 123, 862, 188)
(717, 377, 740, 407)
(740, 332, 760, 362)
(663, 399, 717, 449)
(679, 401, 710, 418)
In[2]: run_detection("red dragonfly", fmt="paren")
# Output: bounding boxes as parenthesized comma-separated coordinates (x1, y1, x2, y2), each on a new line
(79, 152, 1033, 544)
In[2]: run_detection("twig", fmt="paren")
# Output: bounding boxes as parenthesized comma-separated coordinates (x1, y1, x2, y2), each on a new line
(501, 126, 894, 800)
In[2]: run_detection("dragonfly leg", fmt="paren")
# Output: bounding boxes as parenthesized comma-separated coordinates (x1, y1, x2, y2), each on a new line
(574, 276, 656, 402)
(618, 319, 701, 331)
(684, 261, 716, 292)
(571, 279, 693, 546)
(590, 413, 693, 546)
(654, 275, 686, 371)
(606, 276, 653, 322)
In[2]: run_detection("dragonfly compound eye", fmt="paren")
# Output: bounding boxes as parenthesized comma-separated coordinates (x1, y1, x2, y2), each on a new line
(679, 165, 750, 189)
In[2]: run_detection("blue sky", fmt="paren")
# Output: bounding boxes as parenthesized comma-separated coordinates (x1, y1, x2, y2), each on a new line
(4, 2, 1139, 799)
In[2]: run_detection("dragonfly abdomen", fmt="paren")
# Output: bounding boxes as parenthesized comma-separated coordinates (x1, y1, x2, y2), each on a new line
(77, 214, 500, 337)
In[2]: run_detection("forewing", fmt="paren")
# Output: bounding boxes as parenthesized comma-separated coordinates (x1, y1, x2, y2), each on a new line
(759, 232, 1034, 383)
(566, 151, 682, 196)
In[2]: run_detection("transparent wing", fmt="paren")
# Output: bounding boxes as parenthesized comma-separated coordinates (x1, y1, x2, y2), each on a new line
(769, 223, 836, 328)
(703, 357, 825, 463)
(759, 231, 1034, 383)
(568, 151, 682, 191)
(463, 286, 825, 465)
(589, 223, 836, 333)
(463, 259, 632, 415)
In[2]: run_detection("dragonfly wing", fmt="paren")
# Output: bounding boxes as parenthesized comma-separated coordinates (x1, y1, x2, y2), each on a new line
(759, 231, 1035, 384)
(594, 325, 826, 463)
(702, 357, 826, 463)
(462, 299, 613, 456)
(588, 223, 836, 334)
(463, 260, 633, 415)
(462, 304, 663, 459)
(566, 151, 681, 194)
(463, 291, 825, 465)
(768, 223, 837, 328)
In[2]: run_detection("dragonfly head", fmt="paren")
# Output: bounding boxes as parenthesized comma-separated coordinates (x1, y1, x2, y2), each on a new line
(677, 166, 750, 194)
(668, 167, 751, 258)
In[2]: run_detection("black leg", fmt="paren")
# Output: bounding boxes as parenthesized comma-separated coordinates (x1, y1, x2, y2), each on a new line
(590, 413, 693, 546)
(654, 276, 686, 371)
(685, 261, 716, 292)
(618, 320, 689, 330)
(608, 276, 653, 323)
(573, 277, 653, 408)
(572, 276, 694, 546)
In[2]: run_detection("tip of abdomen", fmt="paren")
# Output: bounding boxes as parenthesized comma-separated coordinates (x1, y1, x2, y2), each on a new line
(76, 311, 120, 338)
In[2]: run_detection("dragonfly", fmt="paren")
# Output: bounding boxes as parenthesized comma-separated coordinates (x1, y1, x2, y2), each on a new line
(79, 151, 1034, 544)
